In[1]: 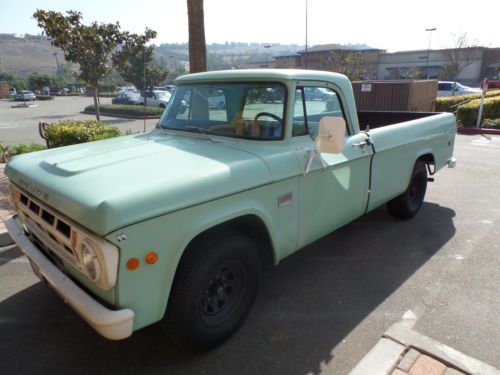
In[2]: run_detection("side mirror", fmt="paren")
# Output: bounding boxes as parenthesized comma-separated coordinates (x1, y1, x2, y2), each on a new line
(316, 116, 346, 154)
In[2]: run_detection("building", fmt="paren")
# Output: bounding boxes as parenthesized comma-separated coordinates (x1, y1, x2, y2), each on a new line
(273, 44, 500, 84)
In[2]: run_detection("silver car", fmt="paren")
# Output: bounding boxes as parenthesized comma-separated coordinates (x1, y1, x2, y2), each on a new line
(15, 90, 36, 101)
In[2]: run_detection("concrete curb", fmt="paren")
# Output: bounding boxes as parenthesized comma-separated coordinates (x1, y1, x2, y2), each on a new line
(349, 322, 500, 375)
(457, 128, 500, 135)
(80, 111, 161, 119)
(0, 224, 13, 247)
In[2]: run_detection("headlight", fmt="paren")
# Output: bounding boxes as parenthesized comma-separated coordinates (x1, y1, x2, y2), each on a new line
(81, 240, 102, 282)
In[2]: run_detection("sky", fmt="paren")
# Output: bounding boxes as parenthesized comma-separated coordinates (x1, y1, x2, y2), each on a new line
(1, 0, 499, 52)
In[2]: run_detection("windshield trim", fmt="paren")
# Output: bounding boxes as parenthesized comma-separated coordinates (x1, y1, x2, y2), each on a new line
(160, 81, 288, 142)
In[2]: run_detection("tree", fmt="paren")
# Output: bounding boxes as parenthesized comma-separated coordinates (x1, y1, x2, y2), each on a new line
(187, 0, 207, 73)
(28, 72, 53, 92)
(439, 33, 480, 96)
(327, 51, 376, 80)
(112, 29, 169, 101)
(33, 10, 126, 119)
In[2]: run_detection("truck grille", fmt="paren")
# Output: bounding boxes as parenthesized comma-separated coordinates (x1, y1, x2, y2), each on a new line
(12, 184, 78, 265)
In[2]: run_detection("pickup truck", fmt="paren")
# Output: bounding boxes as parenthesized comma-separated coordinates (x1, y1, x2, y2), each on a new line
(4, 69, 456, 351)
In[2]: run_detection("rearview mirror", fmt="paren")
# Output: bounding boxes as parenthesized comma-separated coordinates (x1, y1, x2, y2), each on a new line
(316, 117, 346, 154)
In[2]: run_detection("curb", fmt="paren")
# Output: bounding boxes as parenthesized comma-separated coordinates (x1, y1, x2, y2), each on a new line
(80, 111, 161, 119)
(0, 226, 13, 247)
(457, 128, 500, 135)
(349, 322, 500, 375)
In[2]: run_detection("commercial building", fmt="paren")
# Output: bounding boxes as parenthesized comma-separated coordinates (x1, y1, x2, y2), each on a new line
(273, 44, 500, 84)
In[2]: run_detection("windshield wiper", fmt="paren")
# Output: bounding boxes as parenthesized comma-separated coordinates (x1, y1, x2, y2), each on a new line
(184, 126, 218, 143)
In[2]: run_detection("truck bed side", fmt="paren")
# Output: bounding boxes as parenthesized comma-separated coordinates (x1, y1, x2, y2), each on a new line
(366, 112, 456, 212)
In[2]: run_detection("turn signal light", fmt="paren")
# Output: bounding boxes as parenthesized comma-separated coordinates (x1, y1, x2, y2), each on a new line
(126, 257, 140, 270)
(145, 251, 158, 265)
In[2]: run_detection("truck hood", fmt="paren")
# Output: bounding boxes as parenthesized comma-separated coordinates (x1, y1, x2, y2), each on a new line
(6, 130, 272, 235)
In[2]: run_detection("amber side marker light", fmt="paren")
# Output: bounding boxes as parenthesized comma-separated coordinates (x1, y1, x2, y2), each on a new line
(127, 257, 140, 270)
(145, 251, 158, 265)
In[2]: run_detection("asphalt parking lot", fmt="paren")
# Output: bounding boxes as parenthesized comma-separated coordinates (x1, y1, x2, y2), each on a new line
(0, 96, 155, 145)
(0, 134, 499, 375)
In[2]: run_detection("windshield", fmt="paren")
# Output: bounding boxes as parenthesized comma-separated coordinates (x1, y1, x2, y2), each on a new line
(159, 82, 286, 140)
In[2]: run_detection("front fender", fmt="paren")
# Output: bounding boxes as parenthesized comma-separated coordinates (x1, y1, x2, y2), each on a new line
(106, 178, 298, 331)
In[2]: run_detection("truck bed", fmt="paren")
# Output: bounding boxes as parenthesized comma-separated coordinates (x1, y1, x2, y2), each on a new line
(358, 111, 439, 131)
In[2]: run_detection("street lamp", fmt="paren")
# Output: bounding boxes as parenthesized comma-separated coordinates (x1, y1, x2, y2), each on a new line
(425, 27, 437, 79)
(264, 45, 271, 68)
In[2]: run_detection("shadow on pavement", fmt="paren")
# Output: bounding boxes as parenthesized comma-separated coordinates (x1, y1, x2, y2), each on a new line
(0, 203, 455, 375)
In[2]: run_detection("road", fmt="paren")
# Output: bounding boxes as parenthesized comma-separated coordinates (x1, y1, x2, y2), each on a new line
(0, 134, 499, 375)
(0, 97, 156, 145)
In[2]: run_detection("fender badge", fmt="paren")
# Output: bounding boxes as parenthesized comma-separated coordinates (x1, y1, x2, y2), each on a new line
(116, 233, 127, 242)
(278, 192, 292, 208)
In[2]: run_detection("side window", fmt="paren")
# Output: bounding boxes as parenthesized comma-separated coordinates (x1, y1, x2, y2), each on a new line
(292, 88, 307, 136)
(303, 86, 346, 138)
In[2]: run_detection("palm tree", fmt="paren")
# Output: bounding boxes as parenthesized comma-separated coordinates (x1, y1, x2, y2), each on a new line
(187, 0, 207, 73)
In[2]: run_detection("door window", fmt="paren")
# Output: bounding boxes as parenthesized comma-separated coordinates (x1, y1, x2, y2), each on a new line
(293, 86, 346, 137)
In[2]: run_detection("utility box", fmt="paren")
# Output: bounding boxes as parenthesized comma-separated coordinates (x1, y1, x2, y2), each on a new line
(351, 80, 438, 112)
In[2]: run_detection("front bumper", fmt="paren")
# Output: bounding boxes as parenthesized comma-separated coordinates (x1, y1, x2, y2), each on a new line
(4, 215, 134, 340)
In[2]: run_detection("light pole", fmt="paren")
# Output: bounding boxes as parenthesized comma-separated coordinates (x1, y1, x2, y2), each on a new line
(425, 27, 436, 79)
(305, 0, 308, 69)
(264, 45, 271, 68)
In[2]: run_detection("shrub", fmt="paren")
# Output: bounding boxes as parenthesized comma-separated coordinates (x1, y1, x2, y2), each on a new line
(43, 120, 122, 148)
(36, 94, 55, 101)
(98, 92, 117, 98)
(0, 143, 46, 163)
(455, 96, 500, 127)
(435, 90, 500, 112)
(84, 104, 164, 117)
(482, 118, 500, 128)
(68, 92, 83, 96)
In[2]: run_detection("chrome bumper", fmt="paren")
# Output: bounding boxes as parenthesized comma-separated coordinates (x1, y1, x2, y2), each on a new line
(4, 215, 134, 340)
(447, 157, 457, 168)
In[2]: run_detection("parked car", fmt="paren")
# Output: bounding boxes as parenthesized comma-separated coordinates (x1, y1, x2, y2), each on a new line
(487, 80, 500, 89)
(207, 90, 226, 109)
(139, 90, 171, 108)
(304, 86, 335, 101)
(4, 69, 456, 351)
(9, 88, 16, 96)
(437, 81, 481, 97)
(112, 92, 142, 105)
(118, 86, 137, 94)
(14, 90, 36, 101)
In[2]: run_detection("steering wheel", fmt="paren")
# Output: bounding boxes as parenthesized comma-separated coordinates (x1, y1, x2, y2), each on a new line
(254, 112, 282, 124)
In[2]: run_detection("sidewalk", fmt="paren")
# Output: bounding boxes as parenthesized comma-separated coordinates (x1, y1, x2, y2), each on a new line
(349, 316, 500, 375)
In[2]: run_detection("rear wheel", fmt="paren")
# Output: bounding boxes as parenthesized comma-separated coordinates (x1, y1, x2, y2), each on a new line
(387, 160, 427, 219)
(162, 230, 261, 351)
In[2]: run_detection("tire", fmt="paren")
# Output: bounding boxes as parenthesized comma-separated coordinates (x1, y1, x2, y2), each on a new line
(162, 230, 261, 351)
(159, 103, 166, 109)
(387, 160, 427, 219)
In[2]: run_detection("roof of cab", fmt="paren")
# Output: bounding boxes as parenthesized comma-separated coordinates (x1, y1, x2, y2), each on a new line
(175, 69, 350, 86)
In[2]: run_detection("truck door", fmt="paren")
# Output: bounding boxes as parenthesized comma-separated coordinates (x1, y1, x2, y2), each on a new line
(291, 85, 372, 248)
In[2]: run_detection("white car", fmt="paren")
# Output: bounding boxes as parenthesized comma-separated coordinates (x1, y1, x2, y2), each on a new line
(437, 81, 481, 97)
(140, 90, 171, 108)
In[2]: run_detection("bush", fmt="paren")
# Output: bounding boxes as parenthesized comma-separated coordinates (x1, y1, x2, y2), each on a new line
(0, 143, 46, 163)
(482, 119, 500, 128)
(43, 120, 122, 148)
(36, 95, 55, 101)
(98, 92, 117, 98)
(68, 92, 83, 96)
(435, 90, 500, 112)
(455, 96, 500, 127)
(84, 104, 164, 117)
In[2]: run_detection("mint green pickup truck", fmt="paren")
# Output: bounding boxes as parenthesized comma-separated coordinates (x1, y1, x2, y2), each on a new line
(4, 70, 456, 350)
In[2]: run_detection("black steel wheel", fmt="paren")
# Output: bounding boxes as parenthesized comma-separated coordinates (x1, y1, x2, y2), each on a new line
(162, 230, 261, 351)
(387, 160, 428, 219)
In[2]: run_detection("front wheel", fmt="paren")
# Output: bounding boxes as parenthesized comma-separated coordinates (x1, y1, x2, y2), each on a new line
(387, 160, 427, 219)
(162, 230, 261, 351)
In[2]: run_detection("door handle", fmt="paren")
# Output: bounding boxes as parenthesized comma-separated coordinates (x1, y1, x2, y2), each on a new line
(352, 141, 368, 153)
